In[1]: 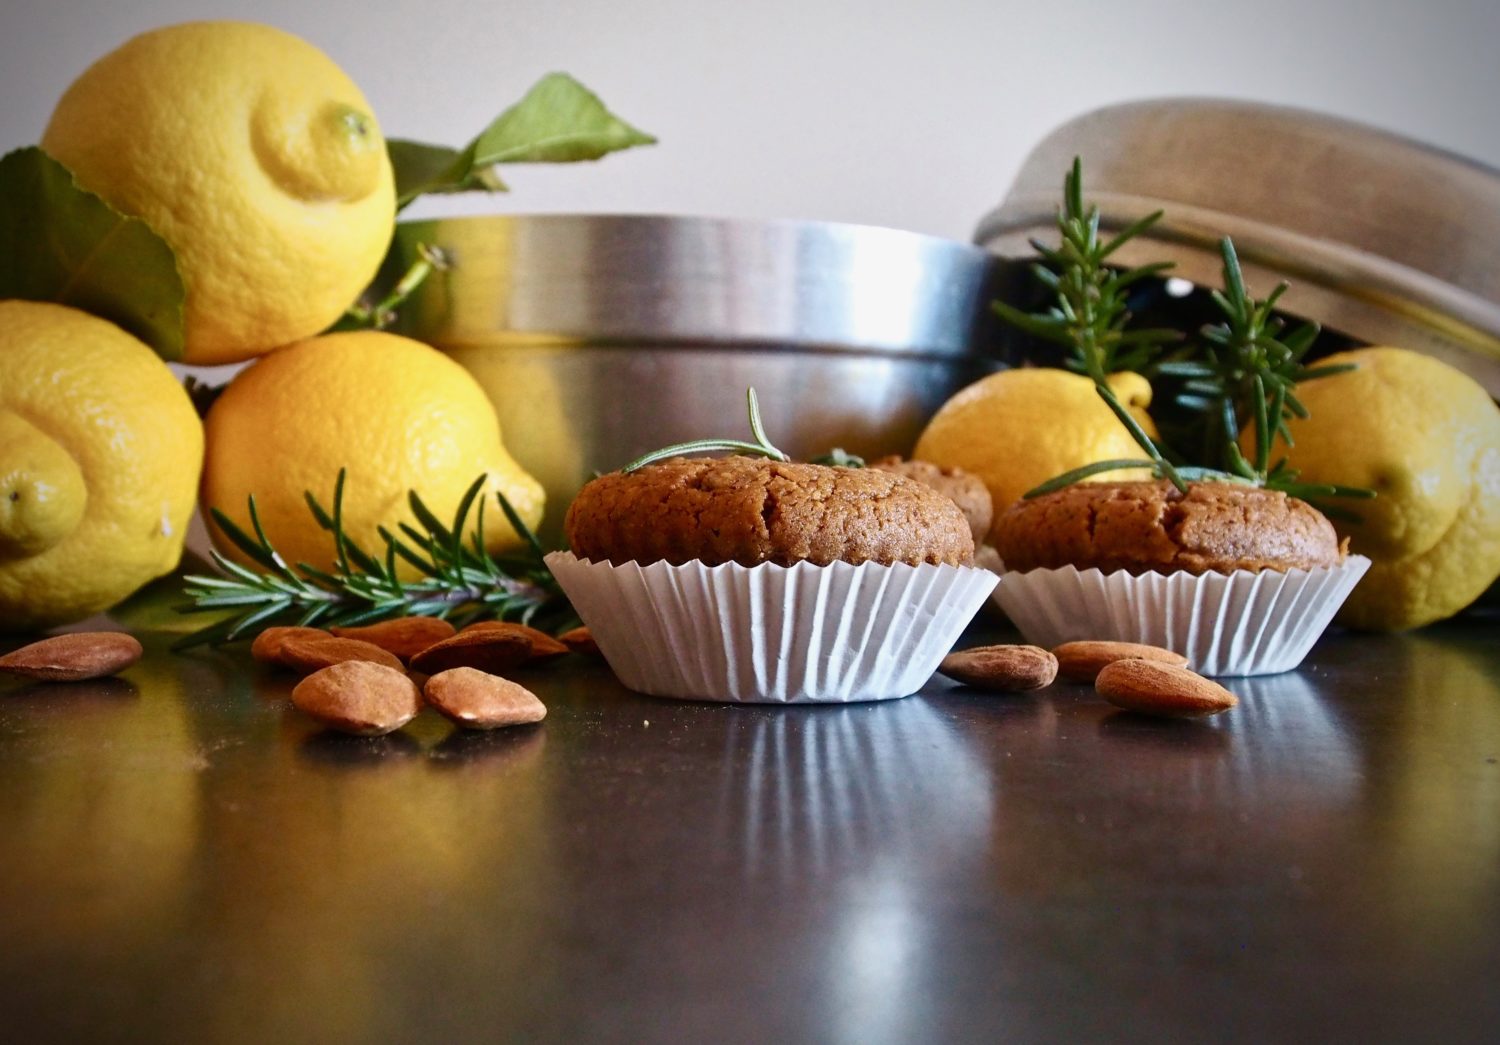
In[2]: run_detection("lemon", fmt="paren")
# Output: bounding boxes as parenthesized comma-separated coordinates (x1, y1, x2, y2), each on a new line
(41, 21, 395, 365)
(1266, 347, 1500, 631)
(0, 301, 203, 632)
(201, 331, 545, 574)
(914, 368, 1159, 527)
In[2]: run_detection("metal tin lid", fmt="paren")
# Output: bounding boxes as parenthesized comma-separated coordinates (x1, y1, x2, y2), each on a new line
(974, 98, 1500, 394)
(389, 213, 1005, 358)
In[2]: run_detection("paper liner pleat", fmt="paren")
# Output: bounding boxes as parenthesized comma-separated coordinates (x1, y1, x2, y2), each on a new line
(545, 553, 999, 703)
(993, 556, 1370, 676)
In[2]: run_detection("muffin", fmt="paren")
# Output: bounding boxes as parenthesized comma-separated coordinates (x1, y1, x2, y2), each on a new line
(867, 456, 993, 548)
(546, 456, 999, 703)
(994, 480, 1344, 574)
(991, 480, 1370, 676)
(566, 456, 975, 568)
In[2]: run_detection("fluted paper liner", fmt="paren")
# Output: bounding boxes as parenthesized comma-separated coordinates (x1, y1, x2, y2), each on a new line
(545, 553, 999, 703)
(994, 555, 1370, 676)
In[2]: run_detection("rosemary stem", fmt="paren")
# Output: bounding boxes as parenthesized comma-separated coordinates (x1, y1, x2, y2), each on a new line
(1094, 384, 1188, 494)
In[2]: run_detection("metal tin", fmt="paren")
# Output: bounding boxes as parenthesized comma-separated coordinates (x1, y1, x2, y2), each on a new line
(388, 214, 1006, 537)
(975, 98, 1500, 395)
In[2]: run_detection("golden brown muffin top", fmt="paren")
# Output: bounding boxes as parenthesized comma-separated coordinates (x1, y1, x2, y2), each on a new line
(994, 480, 1344, 575)
(566, 456, 975, 568)
(868, 456, 994, 547)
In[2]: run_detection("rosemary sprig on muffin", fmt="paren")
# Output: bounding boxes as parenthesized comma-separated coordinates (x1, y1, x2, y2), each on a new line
(1158, 238, 1374, 507)
(996, 158, 1373, 508)
(620, 387, 790, 472)
(177, 470, 573, 648)
(992, 158, 1192, 493)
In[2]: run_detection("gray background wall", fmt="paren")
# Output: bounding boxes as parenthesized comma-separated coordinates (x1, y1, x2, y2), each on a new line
(3, 0, 1497, 240)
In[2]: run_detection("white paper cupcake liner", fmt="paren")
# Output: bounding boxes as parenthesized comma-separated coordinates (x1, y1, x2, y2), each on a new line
(994, 556, 1369, 677)
(545, 552, 999, 703)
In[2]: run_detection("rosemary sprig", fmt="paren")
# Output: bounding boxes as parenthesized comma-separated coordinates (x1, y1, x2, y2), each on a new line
(176, 470, 574, 649)
(992, 157, 1182, 378)
(1156, 237, 1374, 505)
(995, 158, 1191, 494)
(619, 388, 789, 473)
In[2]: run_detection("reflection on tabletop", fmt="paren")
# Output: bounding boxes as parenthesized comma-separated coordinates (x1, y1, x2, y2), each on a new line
(1, 620, 1497, 1041)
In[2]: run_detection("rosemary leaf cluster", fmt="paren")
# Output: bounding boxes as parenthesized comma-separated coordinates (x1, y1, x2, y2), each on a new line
(992, 158, 1182, 380)
(178, 470, 574, 649)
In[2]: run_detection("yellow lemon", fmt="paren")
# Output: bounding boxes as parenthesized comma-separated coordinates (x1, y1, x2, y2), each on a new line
(201, 331, 545, 574)
(0, 301, 203, 632)
(1266, 347, 1500, 630)
(41, 22, 395, 365)
(914, 368, 1159, 527)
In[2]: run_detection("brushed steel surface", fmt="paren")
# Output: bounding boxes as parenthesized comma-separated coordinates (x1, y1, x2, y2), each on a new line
(386, 215, 1006, 537)
(3, 612, 1498, 1043)
(975, 98, 1500, 394)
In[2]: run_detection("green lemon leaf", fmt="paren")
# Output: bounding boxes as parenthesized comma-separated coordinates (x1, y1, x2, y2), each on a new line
(387, 72, 654, 209)
(388, 139, 496, 208)
(469, 71, 657, 165)
(0, 147, 186, 360)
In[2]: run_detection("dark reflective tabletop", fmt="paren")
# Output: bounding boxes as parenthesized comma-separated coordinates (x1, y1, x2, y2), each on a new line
(2, 611, 1497, 1043)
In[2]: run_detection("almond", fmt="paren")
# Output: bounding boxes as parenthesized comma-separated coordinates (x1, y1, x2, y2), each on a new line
(459, 620, 569, 660)
(559, 626, 600, 656)
(291, 660, 422, 736)
(938, 644, 1058, 691)
(410, 627, 535, 675)
(250, 626, 329, 664)
(1053, 640, 1188, 682)
(329, 616, 457, 662)
(1096, 659, 1238, 718)
(272, 633, 405, 675)
(0, 632, 143, 682)
(423, 667, 547, 730)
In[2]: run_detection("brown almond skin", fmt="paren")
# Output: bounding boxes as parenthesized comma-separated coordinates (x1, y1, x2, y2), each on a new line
(410, 628, 534, 675)
(424, 667, 547, 730)
(459, 621, 570, 660)
(272, 633, 405, 675)
(939, 644, 1058, 692)
(0, 632, 143, 682)
(330, 617, 457, 662)
(559, 626, 600, 656)
(1053, 640, 1189, 683)
(1096, 659, 1238, 718)
(292, 661, 422, 736)
(250, 626, 328, 664)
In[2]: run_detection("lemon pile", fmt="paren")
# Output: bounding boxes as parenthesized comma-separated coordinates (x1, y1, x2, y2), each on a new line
(4, 22, 545, 631)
